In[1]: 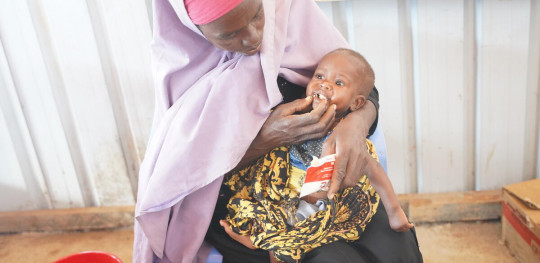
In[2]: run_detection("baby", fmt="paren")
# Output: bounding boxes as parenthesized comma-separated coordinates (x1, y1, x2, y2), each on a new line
(292, 48, 412, 232)
(222, 48, 411, 263)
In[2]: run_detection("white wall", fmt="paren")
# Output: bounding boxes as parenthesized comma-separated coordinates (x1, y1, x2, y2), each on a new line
(0, 0, 538, 211)
(319, 0, 540, 194)
(0, 0, 153, 210)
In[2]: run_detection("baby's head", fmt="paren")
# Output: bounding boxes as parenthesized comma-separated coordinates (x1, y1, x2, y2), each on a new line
(306, 48, 375, 119)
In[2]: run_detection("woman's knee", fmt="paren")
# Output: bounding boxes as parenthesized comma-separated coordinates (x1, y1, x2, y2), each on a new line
(303, 241, 369, 263)
(354, 203, 423, 262)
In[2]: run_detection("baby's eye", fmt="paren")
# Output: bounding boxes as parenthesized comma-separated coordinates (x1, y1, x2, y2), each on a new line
(336, 80, 345, 86)
(315, 74, 324, 79)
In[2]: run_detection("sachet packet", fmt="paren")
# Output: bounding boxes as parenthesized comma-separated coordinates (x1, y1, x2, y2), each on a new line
(299, 154, 336, 198)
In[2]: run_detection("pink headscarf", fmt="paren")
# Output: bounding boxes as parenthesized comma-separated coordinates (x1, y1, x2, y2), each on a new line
(134, 0, 348, 262)
(184, 0, 243, 25)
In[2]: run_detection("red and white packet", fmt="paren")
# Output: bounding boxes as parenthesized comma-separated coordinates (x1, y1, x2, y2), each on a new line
(299, 154, 336, 198)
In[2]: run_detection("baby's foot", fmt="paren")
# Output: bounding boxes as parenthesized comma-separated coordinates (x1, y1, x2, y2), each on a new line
(387, 206, 414, 232)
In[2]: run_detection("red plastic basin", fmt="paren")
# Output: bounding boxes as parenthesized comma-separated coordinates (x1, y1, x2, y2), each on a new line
(53, 251, 123, 263)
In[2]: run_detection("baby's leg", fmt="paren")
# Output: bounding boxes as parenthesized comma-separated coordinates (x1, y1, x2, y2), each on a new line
(386, 201, 414, 232)
(365, 157, 413, 232)
(301, 191, 327, 204)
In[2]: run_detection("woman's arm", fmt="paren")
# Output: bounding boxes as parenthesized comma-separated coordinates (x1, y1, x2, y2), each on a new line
(235, 96, 336, 169)
(322, 99, 377, 198)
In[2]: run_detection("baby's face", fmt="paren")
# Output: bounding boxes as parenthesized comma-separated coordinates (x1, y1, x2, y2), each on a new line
(306, 52, 363, 117)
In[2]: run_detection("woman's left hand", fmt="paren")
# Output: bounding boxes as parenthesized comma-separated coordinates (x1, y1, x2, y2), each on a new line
(321, 101, 377, 199)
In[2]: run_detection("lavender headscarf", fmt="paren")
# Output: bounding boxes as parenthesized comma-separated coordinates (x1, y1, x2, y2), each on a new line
(134, 0, 348, 262)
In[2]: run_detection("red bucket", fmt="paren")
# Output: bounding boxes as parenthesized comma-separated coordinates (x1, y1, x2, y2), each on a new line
(53, 251, 123, 263)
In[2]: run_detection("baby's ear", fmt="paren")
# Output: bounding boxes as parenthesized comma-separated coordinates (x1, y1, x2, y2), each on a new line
(350, 95, 366, 112)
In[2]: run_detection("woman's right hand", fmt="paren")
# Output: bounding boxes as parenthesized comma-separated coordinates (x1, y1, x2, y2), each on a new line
(237, 96, 336, 168)
(258, 96, 337, 147)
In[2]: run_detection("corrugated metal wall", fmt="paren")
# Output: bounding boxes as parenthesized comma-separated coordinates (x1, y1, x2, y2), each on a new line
(0, 0, 538, 212)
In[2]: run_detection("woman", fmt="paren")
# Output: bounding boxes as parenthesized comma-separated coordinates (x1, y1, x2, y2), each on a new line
(134, 0, 422, 262)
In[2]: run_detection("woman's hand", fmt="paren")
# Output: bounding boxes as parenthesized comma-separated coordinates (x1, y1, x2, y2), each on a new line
(219, 220, 257, 249)
(237, 96, 336, 168)
(321, 101, 377, 198)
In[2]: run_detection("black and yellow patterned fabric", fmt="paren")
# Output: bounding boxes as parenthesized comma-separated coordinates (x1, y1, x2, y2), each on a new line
(224, 140, 381, 262)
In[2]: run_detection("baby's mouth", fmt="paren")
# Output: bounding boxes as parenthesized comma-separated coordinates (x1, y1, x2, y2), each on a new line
(312, 92, 328, 100)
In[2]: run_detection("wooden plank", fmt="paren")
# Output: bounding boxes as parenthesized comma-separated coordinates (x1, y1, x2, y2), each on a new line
(399, 190, 502, 223)
(477, 0, 532, 189)
(0, 191, 501, 233)
(0, 206, 134, 233)
(350, 0, 417, 194)
(415, 0, 474, 192)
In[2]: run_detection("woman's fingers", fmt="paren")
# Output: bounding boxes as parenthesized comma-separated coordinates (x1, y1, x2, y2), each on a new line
(219, 220, 257, 249)
(275, 96, 314, 117)
(344, 153, 363, 187)
(323, 116, 370, 198)
(287, 98, 331, 128)
(327, 149, 347, 199)
(252, 98, 335, 150)
(294, 103, 336, 141)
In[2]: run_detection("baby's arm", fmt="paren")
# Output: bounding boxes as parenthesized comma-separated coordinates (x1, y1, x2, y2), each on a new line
(365, 157, 413, 232)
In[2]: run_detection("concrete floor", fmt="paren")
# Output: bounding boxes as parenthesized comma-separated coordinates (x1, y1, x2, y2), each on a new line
(0, 221, 517, 263)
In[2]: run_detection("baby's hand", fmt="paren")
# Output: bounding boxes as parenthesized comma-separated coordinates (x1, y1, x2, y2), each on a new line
(387, 206, 414, 232)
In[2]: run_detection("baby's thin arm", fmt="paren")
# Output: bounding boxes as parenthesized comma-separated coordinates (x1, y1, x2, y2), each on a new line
(365, 157, 413, 232)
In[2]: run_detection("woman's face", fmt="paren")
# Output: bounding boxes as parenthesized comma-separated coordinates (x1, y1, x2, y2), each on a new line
(198, 0, 265, 56)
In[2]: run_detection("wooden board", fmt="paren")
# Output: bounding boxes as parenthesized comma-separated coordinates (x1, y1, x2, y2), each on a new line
(0, 191, 502, 233)
(399, 190, 502, 223)
(0, 206, 134, 233)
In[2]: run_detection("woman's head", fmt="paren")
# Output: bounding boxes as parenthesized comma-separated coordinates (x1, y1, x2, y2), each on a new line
(306, 49, 375, 118)
(186, 0, 265, 56)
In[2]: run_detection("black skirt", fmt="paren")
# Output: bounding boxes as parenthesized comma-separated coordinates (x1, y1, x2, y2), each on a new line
(205, 182, 423, 263)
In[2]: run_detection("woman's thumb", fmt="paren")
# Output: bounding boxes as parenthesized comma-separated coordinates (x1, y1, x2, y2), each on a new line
(293, 96, 313, 114)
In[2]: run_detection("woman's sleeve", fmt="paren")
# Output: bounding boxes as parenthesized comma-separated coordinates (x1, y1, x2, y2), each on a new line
(367, 87, 379, 136)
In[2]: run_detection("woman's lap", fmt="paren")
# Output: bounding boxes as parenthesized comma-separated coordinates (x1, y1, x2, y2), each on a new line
(352, 203, 423, 263)
(304, 203, 422, 263)
(205, 187, 270, 263)
(205, 202, 422, 263)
